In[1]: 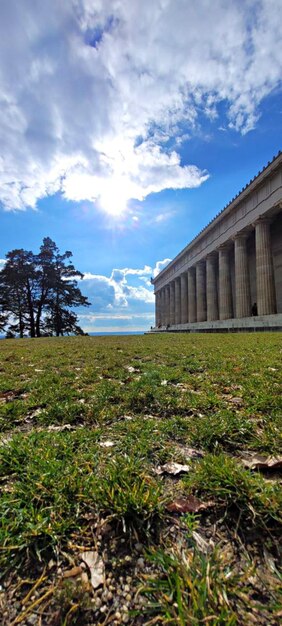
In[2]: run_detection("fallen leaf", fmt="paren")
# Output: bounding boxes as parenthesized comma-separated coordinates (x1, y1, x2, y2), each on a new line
(126, 366, 136, 373)
(154, 462, 190, 476)
(223, 385, 242, 393)
(28, 408, 42, 419)
(99, 441, 114, 447)
(182, 446, 205, 459)
(229, 397, 243, 404)
(240, 452, 282, 471)
(166, 496, 214, 513)
(160, 380, 168, 386)
(0, 390, 27, 403)
(47, 424, 75, 432)
(63, 566, 83, 579)
(79, 551, 105, 589)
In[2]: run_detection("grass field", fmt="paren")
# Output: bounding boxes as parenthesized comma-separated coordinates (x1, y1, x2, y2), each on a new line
(0, 333, 281, 625)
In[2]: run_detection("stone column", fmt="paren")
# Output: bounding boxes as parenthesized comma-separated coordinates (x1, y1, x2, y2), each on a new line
(160, 288, 165, 326)
(175, 277, 181, 325)
(169, 281, 175, 326)
(219, 244, 233, 320)
(155, 291, 160, 327)
(180, 272, 188, 324)
(234, 233, 251, 318)
(188, 267, 196, 323)
(206, 253, 218, 321)
(165, 285, 170, 326)
(196, 260, 207, 322)
(255, 219, 276, 315)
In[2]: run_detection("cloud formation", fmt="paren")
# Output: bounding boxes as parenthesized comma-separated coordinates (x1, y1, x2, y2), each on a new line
(0, 0, 281, 212)
(81, 257, 170, 316)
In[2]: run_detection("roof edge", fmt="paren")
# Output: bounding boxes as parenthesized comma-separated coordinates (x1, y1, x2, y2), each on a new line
(152, 150, 282, 284)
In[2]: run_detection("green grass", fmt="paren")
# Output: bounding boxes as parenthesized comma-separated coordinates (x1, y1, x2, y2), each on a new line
(0, 333, 281, 625)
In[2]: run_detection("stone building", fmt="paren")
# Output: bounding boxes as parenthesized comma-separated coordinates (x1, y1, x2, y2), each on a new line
(152, 151, 282, 332)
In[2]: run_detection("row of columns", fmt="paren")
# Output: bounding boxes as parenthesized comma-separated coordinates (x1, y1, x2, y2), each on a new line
(155, 219, 277, 327)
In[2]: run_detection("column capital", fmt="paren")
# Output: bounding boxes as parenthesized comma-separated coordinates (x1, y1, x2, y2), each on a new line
(218, 241, 233, 252)
(253, 216, 272, 228)
(206, 251, 218, 262)
(233, 229, 251, 242)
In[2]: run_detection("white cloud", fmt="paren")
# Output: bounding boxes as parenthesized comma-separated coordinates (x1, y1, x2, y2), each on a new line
(79, 313, 155, 321)
(153, 258, 171, 278)
(0, 0, 281, 212)
(154, 212, 175, 224)
(80, 258, 170, 315)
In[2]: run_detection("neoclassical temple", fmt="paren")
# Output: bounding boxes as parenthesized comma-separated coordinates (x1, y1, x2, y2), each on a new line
(152, 151, 282, 332)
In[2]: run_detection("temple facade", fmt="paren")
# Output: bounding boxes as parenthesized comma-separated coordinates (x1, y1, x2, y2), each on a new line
(152, 151, 282, 332)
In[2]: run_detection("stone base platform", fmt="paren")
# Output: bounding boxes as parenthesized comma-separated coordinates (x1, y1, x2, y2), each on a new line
(148, 314, 282, 333)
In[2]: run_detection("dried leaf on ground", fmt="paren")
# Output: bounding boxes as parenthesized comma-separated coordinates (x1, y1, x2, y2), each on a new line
(182, 446, 205, 459)
(63, 566, 83, 579)
(47, 424, 75, 432)
(154, 462, 190, 476)
(166, 495, 214, 513)
(228, 396, 243, 405)
(240, 452, 282, 471)
(0, 390, 27, 403)
(99, 440, 114, 447)
(79, 551, 105, 589)
(26, 408, 43, 420)
(160, 379, 168, 386)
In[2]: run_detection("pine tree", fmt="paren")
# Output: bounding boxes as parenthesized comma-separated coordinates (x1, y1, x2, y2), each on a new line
(0, 250, 37, 337)
(0, 239, 91, 337)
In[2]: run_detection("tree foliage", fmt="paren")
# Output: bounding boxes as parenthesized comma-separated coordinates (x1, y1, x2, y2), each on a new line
(0, 238, 91, 337)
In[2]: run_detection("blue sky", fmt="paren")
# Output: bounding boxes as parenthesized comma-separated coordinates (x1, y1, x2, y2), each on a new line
(0, 0, 282, 332)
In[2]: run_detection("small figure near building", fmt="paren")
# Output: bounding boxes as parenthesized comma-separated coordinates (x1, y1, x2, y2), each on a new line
(252, 302, 258, 316)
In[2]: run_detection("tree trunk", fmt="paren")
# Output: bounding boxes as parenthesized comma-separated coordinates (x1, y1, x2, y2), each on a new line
(26, 280, 35, 338)
(36, 306, 42, 337)
(17, 291, 24, 338)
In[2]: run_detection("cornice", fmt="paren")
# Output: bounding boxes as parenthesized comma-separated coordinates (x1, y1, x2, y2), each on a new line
(152, 150, 282, 285)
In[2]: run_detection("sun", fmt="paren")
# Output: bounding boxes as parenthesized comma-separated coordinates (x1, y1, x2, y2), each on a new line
(97, 177, 130, 217)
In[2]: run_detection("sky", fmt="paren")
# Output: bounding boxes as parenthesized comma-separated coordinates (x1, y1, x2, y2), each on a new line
(0, 0, 282, 333)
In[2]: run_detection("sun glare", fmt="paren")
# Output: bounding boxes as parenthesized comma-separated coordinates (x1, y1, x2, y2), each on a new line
(97, 178, 130, 217)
